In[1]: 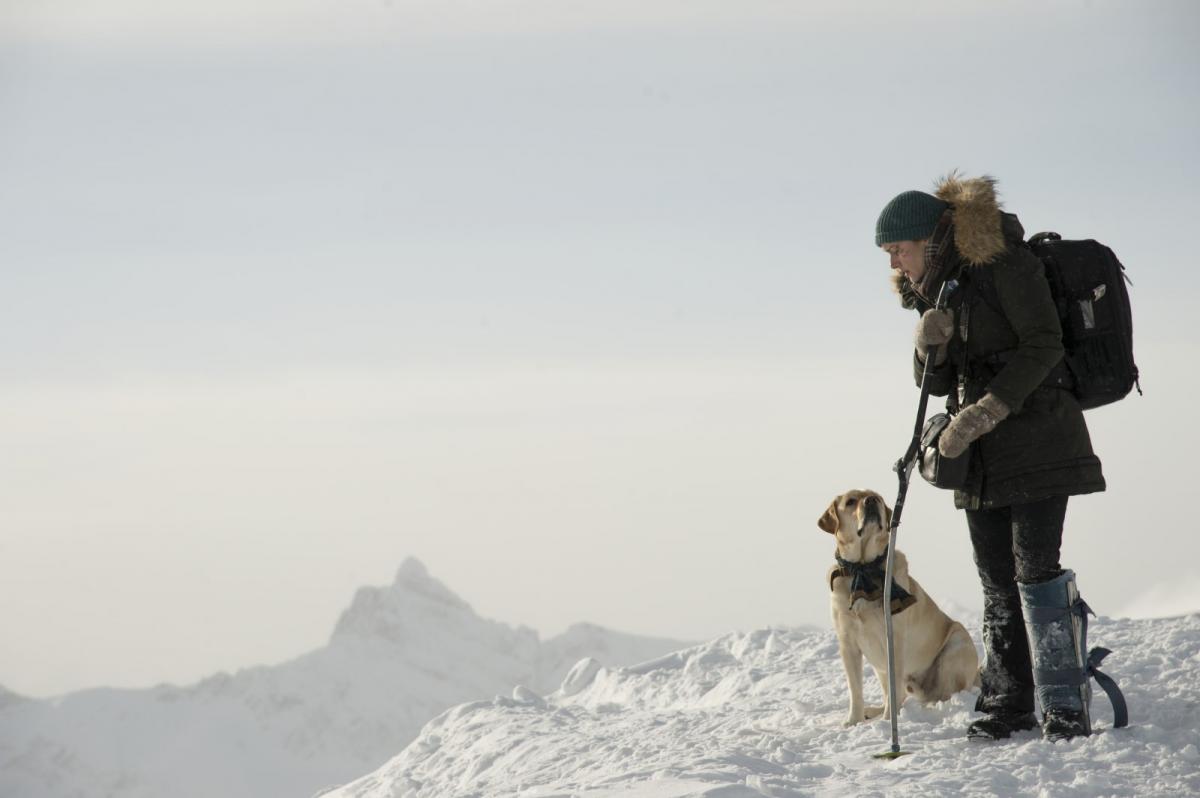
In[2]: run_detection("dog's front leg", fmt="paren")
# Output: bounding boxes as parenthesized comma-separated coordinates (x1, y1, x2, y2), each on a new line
(838, 637, 867, 727)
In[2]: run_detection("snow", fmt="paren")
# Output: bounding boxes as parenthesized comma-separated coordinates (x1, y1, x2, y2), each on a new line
(0, 559, 691, 798)
(326, 614, 1200, 798)
(5, 558, 1199, 798)
(1117, 574, 1200, 621)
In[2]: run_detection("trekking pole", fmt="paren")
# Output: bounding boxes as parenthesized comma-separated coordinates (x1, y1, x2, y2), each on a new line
(873, 280, 954, 761)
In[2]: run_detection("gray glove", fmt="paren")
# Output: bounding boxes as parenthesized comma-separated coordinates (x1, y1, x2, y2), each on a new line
(938, 393, 1010, 458)
(915, 309, 954, 366)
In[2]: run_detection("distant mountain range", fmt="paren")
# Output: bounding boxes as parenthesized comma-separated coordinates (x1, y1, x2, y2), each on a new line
(0, 558, 690, 798)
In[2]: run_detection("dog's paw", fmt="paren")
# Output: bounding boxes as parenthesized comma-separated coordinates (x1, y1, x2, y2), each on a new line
(843, 705, 880, 727)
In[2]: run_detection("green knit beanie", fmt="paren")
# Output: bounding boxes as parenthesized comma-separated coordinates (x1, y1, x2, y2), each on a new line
(874, 190, 949, 247)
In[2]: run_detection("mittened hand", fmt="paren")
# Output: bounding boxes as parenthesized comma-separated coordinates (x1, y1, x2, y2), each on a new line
(914, 309, 954, 365)
(938, 393, 1011, 458)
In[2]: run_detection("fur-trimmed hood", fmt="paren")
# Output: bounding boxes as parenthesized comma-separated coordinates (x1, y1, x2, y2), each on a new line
(890, 172, 1020, 308)
(934, 172, 1006, 266)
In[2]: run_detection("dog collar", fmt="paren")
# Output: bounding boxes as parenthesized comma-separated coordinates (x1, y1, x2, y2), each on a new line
(830, 548, 916, 615)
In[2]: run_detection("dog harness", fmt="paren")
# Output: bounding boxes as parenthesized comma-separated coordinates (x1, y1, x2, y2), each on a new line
(830, 549, 917, 615)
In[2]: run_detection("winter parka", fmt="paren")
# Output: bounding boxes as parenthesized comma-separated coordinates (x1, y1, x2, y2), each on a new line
(895, 175, 1106, 510)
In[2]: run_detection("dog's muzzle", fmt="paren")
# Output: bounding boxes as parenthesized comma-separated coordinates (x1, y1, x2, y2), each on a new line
(858, 496, 882, 536)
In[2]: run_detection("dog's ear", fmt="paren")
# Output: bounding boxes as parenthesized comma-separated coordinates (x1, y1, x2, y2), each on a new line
(817, 500, 839, 534)
(882, 499, 893, 532)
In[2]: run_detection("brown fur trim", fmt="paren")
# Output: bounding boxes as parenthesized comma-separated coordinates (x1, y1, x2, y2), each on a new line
(890, 271, 920, 309)
(934, 171, 1005, 266)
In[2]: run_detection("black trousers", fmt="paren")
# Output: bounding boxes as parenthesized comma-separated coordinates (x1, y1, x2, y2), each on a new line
(966, 494, 1067, 714)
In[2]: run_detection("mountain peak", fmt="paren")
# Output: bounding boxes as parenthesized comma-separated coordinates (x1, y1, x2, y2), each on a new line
(390, 558, 469, 609)
(330, 559, 474, 644)
(395, 557, 430, 582)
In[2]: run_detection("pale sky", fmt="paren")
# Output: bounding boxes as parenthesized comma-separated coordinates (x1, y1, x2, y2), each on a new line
(2, 0, 1198, 697)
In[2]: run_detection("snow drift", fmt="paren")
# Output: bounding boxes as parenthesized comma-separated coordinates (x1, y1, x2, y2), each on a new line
(327, 613, 1200, 798)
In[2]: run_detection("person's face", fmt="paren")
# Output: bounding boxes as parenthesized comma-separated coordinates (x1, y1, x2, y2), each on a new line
(881, 239, 927, 283)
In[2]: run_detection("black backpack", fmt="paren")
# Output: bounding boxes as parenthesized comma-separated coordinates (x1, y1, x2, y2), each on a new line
(1026, 232, 1140, 410)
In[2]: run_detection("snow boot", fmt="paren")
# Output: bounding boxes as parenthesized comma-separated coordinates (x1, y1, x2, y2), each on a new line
(1018, 570, 1129, 741)
(968, 564, 1036, 741)
(966, 709, 1039, 741)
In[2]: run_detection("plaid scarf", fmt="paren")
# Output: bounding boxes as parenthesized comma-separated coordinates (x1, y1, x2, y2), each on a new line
(830, 549, 917, 616)
(913, 209, 962, 304)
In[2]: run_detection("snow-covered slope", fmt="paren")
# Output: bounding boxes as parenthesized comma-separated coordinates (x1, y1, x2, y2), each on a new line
(0, 558, 691, 798)
(328, 613, 1200, 798)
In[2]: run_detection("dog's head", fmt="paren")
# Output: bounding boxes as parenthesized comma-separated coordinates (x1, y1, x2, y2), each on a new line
(817, 489, 892, 563)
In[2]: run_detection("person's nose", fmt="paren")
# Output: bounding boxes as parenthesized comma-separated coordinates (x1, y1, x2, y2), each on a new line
(889, 253, 901, 270)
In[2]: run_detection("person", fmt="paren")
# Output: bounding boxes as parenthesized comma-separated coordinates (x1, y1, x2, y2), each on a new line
(874, 173, 1106, 742)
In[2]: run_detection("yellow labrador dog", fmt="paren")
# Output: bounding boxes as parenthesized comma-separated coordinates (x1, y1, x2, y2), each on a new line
(819, 489, 979, 727)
